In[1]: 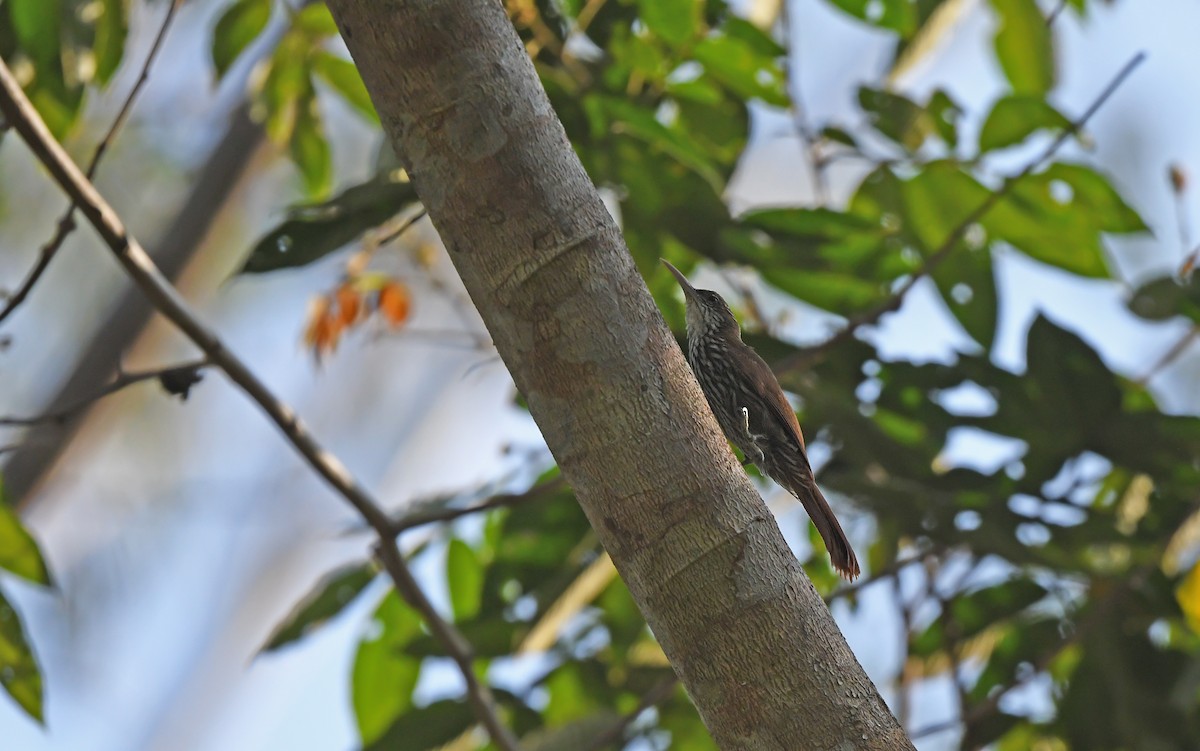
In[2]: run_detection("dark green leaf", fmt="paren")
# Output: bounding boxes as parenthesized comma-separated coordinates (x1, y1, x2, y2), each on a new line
(446, 539, 483, 622)
(926, 89, 963, 148)
(519, 713, 622, 751)
(636, 0, 698, 46)
(261, 563, 374, 652)
(311, 52, 378, 123)
(826, 0, 918, 35)
(353, 592, 423, 745)
(858, 87, 934, 151)
(979, 95, 1070, 152)
(930, 246, 999, 349)
(211, 0, 271, 80)
(1128, 276, 1200, 324)
(239, 173, 418, 273)
(93, 0, 128, 86)
(991, 0, 1055, 96)
(364, 700, 476, 751)
(0, 587, 43, 724)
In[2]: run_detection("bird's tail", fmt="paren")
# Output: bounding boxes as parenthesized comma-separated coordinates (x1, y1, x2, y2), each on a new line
(788, 479, 859, 580)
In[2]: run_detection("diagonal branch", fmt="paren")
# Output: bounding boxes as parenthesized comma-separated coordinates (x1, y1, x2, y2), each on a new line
(0, 0, 183, 328)
(775, 51, 1146, 375)
(0, 58, 520, 751)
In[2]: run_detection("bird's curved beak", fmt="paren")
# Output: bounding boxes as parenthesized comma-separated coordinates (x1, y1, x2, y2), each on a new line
(661, 259, 698, 301)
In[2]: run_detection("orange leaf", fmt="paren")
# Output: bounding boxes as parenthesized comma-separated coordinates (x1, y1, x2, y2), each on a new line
(335, 284, 362, 326)
(378, 282, 411, 327)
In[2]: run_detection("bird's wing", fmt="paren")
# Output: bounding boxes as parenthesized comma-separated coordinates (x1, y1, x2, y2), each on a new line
(735, 340, 808, 454)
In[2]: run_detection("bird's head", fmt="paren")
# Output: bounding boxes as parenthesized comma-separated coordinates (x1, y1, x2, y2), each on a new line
(661, 260, 740, 340)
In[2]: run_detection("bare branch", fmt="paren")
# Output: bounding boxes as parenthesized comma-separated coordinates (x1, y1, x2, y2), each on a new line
(0, 359, 209, 427)
(0, 58, 521, 751)
(0, 0, 183, 328)
(1138, 325, 1199, 385)
(775, 51, 1147, 375)
(388, 475, 566, 535)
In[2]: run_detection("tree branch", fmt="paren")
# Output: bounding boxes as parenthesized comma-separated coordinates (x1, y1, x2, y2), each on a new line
(0, 0, 182, 328)
(0, 359, 209, 427)
(775, 51, 1146, 374)
(388, 475, 566, 534)
(580, 675, 680, 751)
(0, 58, 520, 751)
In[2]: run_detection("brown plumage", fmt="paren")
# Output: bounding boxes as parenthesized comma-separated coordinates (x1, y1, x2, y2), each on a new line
(663, 260, 860, 580)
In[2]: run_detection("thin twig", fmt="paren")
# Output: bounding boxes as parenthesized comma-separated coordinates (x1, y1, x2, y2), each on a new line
(389, 476, 566, 534)
(0, 358, 209, 427)
(1045, 0, 1070, 25)
(1137, 324, 1199, 385)
(0, 0, 182, 328)
(374, 541, 522, 750)
(0, 58, 521, 751)
(377, 207, 428, 247)
(580, 675, 680, 751)
(824, 549, 935, 603)
(775, 52, 1147, 375)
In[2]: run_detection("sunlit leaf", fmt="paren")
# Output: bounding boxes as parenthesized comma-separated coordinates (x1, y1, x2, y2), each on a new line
(991, 0, 1055, 96)
(289, 85, 333, 198)
(293, 2, 339, 36)
(979, 95, 1070, 152)
(211, 0, 271, 80)
(446, 539, 484, 622)
(693, 34, 789, 108)
(353, 592, 422, 745)
(261, 563, 375, 652)
(311, 52, 378, 123)
(0, 588, 43, 724)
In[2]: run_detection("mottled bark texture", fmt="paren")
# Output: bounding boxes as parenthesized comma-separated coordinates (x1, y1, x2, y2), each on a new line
(323, 1, 913, 748)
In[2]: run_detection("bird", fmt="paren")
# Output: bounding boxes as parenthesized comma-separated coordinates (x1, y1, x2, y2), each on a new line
(662, 260, 860, 580)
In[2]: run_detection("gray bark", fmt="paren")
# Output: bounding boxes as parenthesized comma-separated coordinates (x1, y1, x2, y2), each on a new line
(323, 1, 914, 748)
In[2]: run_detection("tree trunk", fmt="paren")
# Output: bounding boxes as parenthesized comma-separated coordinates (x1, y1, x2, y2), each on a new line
(323, 1, 913, 748)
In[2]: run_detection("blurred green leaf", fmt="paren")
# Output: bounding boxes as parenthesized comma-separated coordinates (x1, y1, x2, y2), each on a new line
(979, 95, 1070, 152)
(211, 0, 271, 80)
(587, 96, 725, 192)
(293, 2, 339, 36)
(364, 700, 476, 751)
(8, 0, 61, 66)
(239, 173, 418, 273)
(93, 0, 128, 85)
(926, 89, 963, 148)
(312, 52, 378, 123)
(289, 85, 333, 198)
(693, 33, 788, 107)
(991, 0, 1054, 96)
(1128, 276, 1200, 323)
(0, 588, 43, 724)
(858, 87, 933, 151)
(446, 539, 484, 622)
(353, 591, 423, 745)
(261, 563, 374, 652)
(0, 497, 50, 587)
(636, 0, 697, 46)
(826, 0, 918, 34)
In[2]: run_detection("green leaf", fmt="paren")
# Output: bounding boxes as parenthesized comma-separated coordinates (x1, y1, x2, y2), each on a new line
(979, 95, 1070, 152)
(588, 97, 725, 193)
(211, 0, 272, 80)
(0, 588, 43, 724)
(293, 2, 339, 36)
(762, 268, 883, 316)
(693, 34, 789, 108)
(858, 87, 934, 151)
(239, 173, 418, 273)
(636, 0, 698, 46)
(353, 592, 423, 745)
(1128, 276, 1200, 324)
(1036, 163, 1148, 234)
(0, 497, 50, 587)
(930, 246, 999, 350)
(363, 700, 476, 751)
(826, 0, 918, 35)
(8, 0, 62, 67)
(926, 89, 963, 148)
(311, 52, 378, 123)
(991, 0, 1055, 96)
(446, 539, 483, 622)
(289, 85, 333, 198)
(93, 0, 128, 86)
(261, 563, 374, 652)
